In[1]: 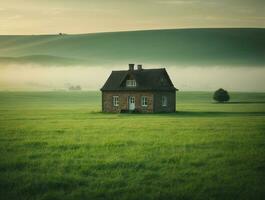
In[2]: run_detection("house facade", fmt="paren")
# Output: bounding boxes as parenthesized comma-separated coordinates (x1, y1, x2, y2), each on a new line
(101, 64, 177, 113)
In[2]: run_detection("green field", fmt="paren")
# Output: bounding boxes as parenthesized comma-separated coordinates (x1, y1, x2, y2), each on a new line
(0, 91, 265, 200)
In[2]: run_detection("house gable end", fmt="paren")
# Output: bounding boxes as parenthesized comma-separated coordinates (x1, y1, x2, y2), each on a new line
(161, 69, 175, 88)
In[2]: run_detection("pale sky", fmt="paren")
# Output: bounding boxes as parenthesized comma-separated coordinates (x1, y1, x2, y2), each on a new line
(0, 0, 264, 35)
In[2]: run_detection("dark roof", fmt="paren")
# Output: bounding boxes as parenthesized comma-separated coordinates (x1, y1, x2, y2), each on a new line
(101, 68, 177, 91)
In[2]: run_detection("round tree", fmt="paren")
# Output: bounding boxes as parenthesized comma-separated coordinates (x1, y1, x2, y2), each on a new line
(213, 88, 230, 103)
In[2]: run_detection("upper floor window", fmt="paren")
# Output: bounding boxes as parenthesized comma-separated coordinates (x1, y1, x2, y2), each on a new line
(162, 96, 167, 107)
(126, 80, 136, 87)
(113, 96, 119, 106)
(141, 96, 148, 107)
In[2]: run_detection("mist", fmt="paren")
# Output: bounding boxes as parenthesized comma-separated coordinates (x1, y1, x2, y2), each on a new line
(0, 64, 265, 92)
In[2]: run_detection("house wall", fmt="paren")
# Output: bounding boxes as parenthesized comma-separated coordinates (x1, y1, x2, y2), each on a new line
(102, 90, 176, 113)
(102, 91, 154, 113)
(153, 91, 176, 113)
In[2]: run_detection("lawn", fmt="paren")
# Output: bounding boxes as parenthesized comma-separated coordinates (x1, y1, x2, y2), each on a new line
(0, 91, 265, 200)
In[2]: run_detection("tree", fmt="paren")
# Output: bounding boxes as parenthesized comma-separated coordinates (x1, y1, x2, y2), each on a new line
(213, 88, 230, 103)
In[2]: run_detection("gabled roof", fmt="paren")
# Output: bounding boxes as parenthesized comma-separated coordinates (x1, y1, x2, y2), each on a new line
(101, 68, 177, 91)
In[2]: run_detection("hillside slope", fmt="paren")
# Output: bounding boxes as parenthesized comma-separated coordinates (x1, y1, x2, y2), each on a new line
(0, 28, 264, 67)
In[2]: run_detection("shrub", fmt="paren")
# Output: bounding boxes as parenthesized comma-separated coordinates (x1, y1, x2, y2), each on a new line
(213, 88, 230, 103)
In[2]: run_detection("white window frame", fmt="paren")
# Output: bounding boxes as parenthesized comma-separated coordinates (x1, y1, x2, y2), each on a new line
(162, 96, 167, 107)
(129, 96, 135, 104)
(113, 96, 119, 107)
(141, 96, 148, 107)
(126, 80, 136, 87)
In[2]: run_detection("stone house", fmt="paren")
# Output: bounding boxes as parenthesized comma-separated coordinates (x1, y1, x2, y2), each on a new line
(101, 64, 177, 113)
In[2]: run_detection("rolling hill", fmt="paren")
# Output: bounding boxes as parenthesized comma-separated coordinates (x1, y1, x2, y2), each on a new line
(0, 28, 264, 67)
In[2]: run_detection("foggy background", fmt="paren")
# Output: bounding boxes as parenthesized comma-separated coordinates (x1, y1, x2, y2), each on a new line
(0, 64, 264, 92)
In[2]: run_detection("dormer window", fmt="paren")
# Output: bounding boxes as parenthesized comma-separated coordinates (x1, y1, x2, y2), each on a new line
(126, 80, 136, 87)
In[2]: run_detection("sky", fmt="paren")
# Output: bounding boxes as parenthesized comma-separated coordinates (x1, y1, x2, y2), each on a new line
(0, 0, 264, 91)
(0, 0, 264, 35)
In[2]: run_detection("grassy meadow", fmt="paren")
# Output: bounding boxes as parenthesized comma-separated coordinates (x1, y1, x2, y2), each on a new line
(0, 91, 265, 200)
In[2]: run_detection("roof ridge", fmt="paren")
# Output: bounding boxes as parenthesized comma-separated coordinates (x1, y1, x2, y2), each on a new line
(112, 68, 166, 72)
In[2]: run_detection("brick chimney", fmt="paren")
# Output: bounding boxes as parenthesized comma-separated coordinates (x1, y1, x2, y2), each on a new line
(137, 64, 143, 70)
(129, 64, 134, 71)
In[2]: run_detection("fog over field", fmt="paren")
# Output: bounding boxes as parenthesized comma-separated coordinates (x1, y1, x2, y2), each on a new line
(0, 28, 264, 92)
(0, 64, 264, 92)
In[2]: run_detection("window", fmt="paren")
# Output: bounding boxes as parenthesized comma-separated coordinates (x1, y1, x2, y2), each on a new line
(129, 96, 135, 104)
(162, 96, 167, 107)
(113, 96, 119, 106)
(126, 80, 136, 87)
(141, 96, 148, 107)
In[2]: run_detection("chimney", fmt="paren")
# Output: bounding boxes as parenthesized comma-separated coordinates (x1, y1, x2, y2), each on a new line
(129, 64, 134, 71)
(137, 64, 143, 70)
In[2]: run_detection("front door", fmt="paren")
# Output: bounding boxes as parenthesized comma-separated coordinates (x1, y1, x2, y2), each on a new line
(128, 96, 135, 110)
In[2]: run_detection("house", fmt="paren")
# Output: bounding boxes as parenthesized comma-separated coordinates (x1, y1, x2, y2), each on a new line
(100, 64, 178, 113)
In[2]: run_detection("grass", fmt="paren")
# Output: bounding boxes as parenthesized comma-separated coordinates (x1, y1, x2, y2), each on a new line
(0, 91, 265, 200)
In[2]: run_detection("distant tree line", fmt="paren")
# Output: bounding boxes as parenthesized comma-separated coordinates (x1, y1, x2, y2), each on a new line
(68, 85, 82, 91)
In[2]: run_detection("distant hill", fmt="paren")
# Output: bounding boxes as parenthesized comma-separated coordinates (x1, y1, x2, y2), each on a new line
(0, 28, 264, 67)
(0, 55, 85, 66)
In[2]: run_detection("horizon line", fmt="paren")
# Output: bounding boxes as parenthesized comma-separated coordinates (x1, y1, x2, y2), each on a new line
(0, 27, 264, 36)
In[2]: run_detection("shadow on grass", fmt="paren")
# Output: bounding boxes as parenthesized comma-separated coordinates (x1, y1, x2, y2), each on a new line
(91, 100, 265, 117)
(225, 101, 265, 104)
(92, 111, 265, 117)
(170, 111, 265, 117)
(211, 101, 265, 104)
